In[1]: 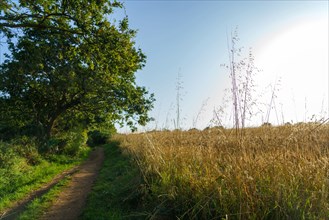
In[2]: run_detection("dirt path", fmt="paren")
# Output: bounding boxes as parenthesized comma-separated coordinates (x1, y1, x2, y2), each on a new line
(40, 147, 104, 220)
(0, 147, 104, 220)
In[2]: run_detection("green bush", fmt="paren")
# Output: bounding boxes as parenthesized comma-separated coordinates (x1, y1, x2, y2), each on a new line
(0, 142, 17, 168)
(0, 137, 41, 167)
(11, 136, 42, 165)
(51, 128, 88, 156)
(87, 130, 109, 147)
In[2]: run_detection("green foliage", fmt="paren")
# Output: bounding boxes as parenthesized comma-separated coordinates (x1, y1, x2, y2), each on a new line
(0, 138, 90, 214)
(0, 142, 16, 168)
(43, 128, 88, 156)
(0, 137, 42, 168)
(0, 0, 155, 145)
(60, 129, 88, 156)
(87, 130, 109, 147)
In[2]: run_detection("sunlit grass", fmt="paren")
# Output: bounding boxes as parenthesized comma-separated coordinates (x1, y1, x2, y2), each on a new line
(114, 123, 329, 219)
(0, 143, 90, 215)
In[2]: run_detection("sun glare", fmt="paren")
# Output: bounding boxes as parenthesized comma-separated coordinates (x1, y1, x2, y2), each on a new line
(255, 17, 328, 123)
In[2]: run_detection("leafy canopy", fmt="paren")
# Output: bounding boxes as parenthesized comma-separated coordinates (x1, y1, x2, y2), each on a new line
(0, 0, 154, 141)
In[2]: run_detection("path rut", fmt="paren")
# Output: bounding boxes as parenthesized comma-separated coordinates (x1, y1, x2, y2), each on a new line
(41, 147, 104, 220)
(0, 147, 104, 220)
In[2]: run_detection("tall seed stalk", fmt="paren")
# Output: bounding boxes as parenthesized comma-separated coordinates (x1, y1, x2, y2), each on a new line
(226, 28, 259, 136)
(175, 70, 183, 130)
(227, 30, 240, 133)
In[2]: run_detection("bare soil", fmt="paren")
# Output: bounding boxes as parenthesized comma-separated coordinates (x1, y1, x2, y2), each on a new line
(0, 147, 104, 220)
(40, 147, 104, 220)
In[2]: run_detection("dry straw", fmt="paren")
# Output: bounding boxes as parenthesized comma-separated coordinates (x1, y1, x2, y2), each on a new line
(114, 123, 329, 219)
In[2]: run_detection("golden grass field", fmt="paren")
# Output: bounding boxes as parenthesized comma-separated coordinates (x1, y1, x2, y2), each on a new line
(114, 123, 329, 219)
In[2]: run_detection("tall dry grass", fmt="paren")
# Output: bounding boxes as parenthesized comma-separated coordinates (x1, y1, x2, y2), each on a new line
(114, 123, 329, 219)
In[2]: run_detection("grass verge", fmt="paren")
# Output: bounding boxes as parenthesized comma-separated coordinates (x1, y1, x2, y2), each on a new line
(81, 141, 147, 220)
(16, 177, 71, 220)
(0, 147, 90, 215)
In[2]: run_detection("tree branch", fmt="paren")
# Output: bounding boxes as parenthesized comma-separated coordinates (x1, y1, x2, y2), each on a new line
(0, 22, 82, 34)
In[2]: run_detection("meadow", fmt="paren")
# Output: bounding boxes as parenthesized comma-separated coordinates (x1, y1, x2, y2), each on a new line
(114, 123, 329, 219)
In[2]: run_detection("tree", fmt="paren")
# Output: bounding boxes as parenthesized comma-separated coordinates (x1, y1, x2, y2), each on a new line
(0, 0, 155, 143)
(0, 0, 122, 37)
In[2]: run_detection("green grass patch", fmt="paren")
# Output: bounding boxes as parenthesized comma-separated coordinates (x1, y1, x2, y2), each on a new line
(81, 141, 148, 220)
(0, 145, 90, 214)
(17, 177, 71, 220)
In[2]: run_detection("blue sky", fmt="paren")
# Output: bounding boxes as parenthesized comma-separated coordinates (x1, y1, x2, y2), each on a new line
(113, 0, 328, 131)
(0, 1, 327, 131)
